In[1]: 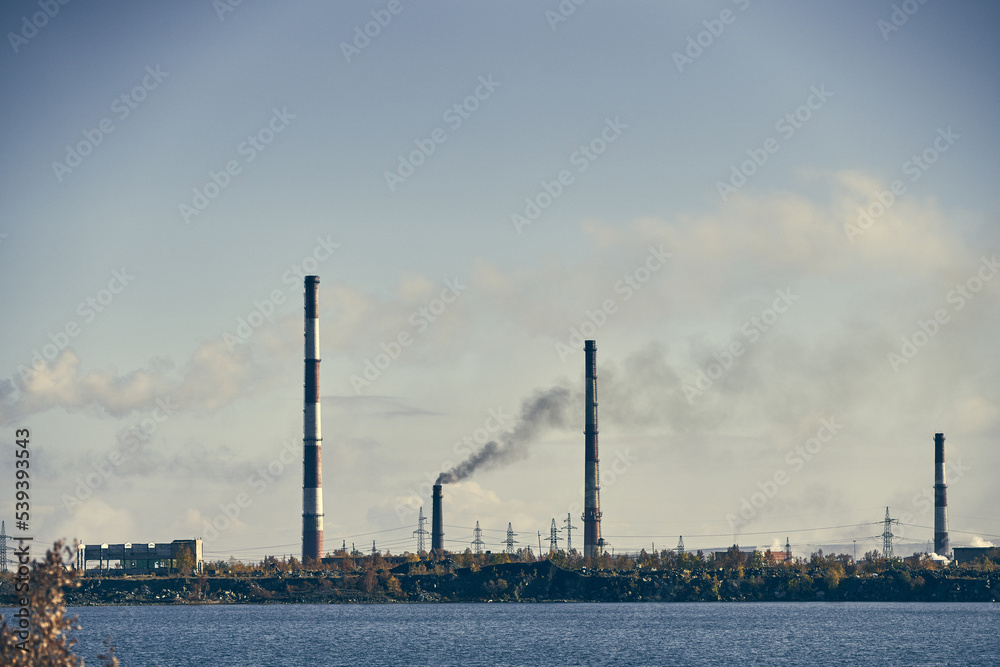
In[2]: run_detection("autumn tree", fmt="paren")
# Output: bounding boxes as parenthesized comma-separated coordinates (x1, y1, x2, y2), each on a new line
(454, 549, 474, 568)
(174, 546, 196, 575)
(385, 575, 403, 597)
(484, 578, 508, 598)
(361, 569, 378, 594)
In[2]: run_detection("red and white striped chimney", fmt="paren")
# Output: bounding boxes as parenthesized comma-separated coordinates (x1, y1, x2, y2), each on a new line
(302, 276, 324, 561)
(934, 433, 949, 557)
(583, 339, 602, 558)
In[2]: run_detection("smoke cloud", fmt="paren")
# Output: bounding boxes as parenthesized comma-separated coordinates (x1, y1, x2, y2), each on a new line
(436, 386, 571, 484)
(0, 336, 284, 424)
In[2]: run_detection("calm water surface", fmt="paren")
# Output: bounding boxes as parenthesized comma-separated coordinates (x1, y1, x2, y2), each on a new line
(60, 602, 999, 666)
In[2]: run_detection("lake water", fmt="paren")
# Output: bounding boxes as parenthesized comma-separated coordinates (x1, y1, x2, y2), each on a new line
(62, 602, 999, 665)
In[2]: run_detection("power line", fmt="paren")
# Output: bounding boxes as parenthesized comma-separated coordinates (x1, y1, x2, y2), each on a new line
(0, 522, 10, 574)
(548, 518, 561, 554)
(333, 526, 412, 539)
(604, 522, 875, 540)
(202, 514, 1000, 561)
(445, 523, 509, 534)
(881, 508, 899, 558)
(504, 523, 518, 555)
(203, 541, 299, 555)
(564, 513, 578, 552)
(899, 523, 1000, 540)
(413, 507, 429, 553)
(472, 521, 485, 555)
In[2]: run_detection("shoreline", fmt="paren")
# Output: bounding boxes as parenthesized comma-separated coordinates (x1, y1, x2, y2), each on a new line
(5, 560, 996, 606)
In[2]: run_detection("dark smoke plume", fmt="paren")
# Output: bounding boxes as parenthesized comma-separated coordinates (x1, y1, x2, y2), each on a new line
(436, 386, 571, 484)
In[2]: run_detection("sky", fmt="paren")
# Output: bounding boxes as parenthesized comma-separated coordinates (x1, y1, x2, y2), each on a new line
(1, 0, 998, 563)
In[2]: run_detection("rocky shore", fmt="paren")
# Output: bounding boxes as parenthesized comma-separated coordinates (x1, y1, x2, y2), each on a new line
(3, 561, 996, 605)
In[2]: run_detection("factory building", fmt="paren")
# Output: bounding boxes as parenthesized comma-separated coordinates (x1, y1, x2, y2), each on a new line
(952, 546, 1000, 565)
(77, 539, 203, 574)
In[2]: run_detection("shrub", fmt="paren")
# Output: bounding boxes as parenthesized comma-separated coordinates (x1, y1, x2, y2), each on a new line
(0, 540, 119, 666)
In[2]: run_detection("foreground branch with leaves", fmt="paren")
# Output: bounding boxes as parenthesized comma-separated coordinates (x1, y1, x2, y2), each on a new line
(0, 540, 118, 666)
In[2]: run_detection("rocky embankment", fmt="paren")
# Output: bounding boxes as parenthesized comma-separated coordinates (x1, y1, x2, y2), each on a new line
(2, 561, 996, 605)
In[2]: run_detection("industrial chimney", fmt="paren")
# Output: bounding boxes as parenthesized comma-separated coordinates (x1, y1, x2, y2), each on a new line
(934, 432, 949, 557)
(302, 276, 324, 562)
(432, 484, 444, 558)
(583, 340, 603, 558)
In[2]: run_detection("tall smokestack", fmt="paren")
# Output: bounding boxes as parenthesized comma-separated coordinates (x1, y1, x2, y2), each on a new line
(934, 432, 949, 557)
(302, 276, 324, 562)
(583, 340, 602, 557)
(432, 484, 444, 557)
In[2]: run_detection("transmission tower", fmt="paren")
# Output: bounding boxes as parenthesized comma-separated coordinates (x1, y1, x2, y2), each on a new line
(549, 519, 561, 554)
(413, 506, 429, 553)
(0, 521, 9, 574)
(676, 535, 685, 555)
(564, 513, 578, 552)
(372, 540, 378, 556)
(504, 523, 518, 555)
(472, 521, 485, 555)
(785, 537, 791, 562)
(881, 507, 899, 559)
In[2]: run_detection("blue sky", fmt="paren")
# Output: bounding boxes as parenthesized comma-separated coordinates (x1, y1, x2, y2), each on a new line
(2, 0, 998, 561)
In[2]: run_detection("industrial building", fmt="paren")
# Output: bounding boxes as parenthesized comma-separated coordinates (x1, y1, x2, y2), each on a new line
(77, 539, 203, 574)
(952, 546, 1000, 565)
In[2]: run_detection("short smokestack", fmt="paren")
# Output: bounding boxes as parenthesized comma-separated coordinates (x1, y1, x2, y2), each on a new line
(934, 433, 949, 557)
(432, 484, 444, 557)
(302, 276, 324, 561)
(583, 340, 602, 557)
